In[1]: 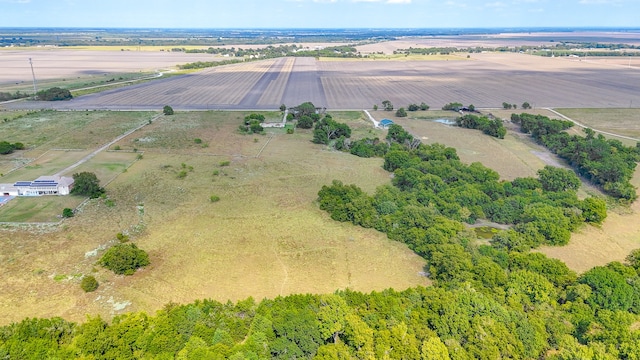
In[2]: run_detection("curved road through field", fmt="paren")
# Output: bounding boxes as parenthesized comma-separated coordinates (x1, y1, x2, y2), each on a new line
(544, 107, 640, 142)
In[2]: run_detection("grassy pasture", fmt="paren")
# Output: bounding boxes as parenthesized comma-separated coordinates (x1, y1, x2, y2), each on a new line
(555, 108, 640, 139)
(0, 195, 83, 223)
(0, 110, 428, 325)
(0, 108, 638, 325)
(0, 150, 89, 182)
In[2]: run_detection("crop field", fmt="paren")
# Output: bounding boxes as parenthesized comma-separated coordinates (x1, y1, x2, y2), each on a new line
(0, 49, 222, 91)
(0, 110, 428, 325)
(8, 51, 639, 112)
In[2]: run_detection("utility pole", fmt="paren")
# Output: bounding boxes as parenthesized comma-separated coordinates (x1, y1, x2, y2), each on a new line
(28, 58, 38, 96)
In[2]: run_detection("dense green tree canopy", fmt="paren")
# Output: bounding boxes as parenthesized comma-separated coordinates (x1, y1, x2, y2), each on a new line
(70, 172, 105, 198)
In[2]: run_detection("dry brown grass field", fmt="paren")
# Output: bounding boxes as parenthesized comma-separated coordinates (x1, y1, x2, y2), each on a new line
(0, 110, 428, 325)
(554, 108, 640, 139)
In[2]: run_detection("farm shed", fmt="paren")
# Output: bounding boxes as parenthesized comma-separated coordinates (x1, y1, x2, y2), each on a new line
(379, 119, 394, 128)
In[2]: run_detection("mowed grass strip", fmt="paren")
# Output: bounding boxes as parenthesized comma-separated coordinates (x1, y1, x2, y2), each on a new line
(0, 195, 83, 223)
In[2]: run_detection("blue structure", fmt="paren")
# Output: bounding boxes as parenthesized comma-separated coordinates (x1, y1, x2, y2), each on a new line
(379, 119, 394, 128)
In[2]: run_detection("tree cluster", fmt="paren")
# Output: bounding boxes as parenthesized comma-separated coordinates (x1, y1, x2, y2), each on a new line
(0, 91, 29, 102)
(455, 114, 506, 139)
(442, 102, 464, 111)
(239, 113, 265, 134)
(312, 114, 351, 145)
(36, 87, 72, 101)
(513, 113, 639, 201)
(0, 141, 25, 155)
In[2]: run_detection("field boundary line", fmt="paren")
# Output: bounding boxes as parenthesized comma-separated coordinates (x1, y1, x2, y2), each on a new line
(54, 113, 161, 176)
(545, 108, 640, 142)
(255, 134, 275, 158)
(272, 245, 289, 296)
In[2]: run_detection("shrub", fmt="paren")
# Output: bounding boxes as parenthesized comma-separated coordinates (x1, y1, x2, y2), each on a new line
(219, 160, 230, 167)
(99, 243, 150, 275)
(62, 208, 74, 218)
(194, 138, 202, 144)
(36, 87, 72, 101)
(210, 195, 220, 202)
(80, 275, 99, 292)
(395, 107, 407, 117)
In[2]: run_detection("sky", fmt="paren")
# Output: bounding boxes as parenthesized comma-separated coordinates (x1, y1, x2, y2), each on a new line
(0, 0, 638, 29)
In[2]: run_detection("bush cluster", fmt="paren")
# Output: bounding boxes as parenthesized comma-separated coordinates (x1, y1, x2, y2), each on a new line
(99, 243, 150, 275)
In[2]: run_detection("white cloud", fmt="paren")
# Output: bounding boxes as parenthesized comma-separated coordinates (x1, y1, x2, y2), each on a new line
(0, 0, 31, 3)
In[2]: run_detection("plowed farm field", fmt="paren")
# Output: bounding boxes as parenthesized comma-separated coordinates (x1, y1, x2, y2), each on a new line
(8, 51, 640, 111)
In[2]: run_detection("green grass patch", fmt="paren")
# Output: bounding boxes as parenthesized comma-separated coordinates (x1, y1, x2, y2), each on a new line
(0, 195, 84, 223)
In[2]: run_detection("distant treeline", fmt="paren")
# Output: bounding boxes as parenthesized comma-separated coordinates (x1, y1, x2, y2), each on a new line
(178, 59, 244, 70)
(181, 44, 360, 59)
(0, 91, 30, 102)
(397, 42, 640, 56)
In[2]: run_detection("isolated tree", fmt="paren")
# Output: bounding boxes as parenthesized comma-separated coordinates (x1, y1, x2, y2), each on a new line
(407, 103, 419, 111)
(70, 172, 104, 198)
(420, 102, 430, 111)
(99, 243, 150, 275)
(163, 105, 174, 115)
(502, 102, 512, 110)
(468, 104, 475, 112)
(522, 102, 531, 109)
(280, 104, 287, 112)
(373, 104, 378, 111)
(395, 107, 407, 117)
(382, 100, 393, 111)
